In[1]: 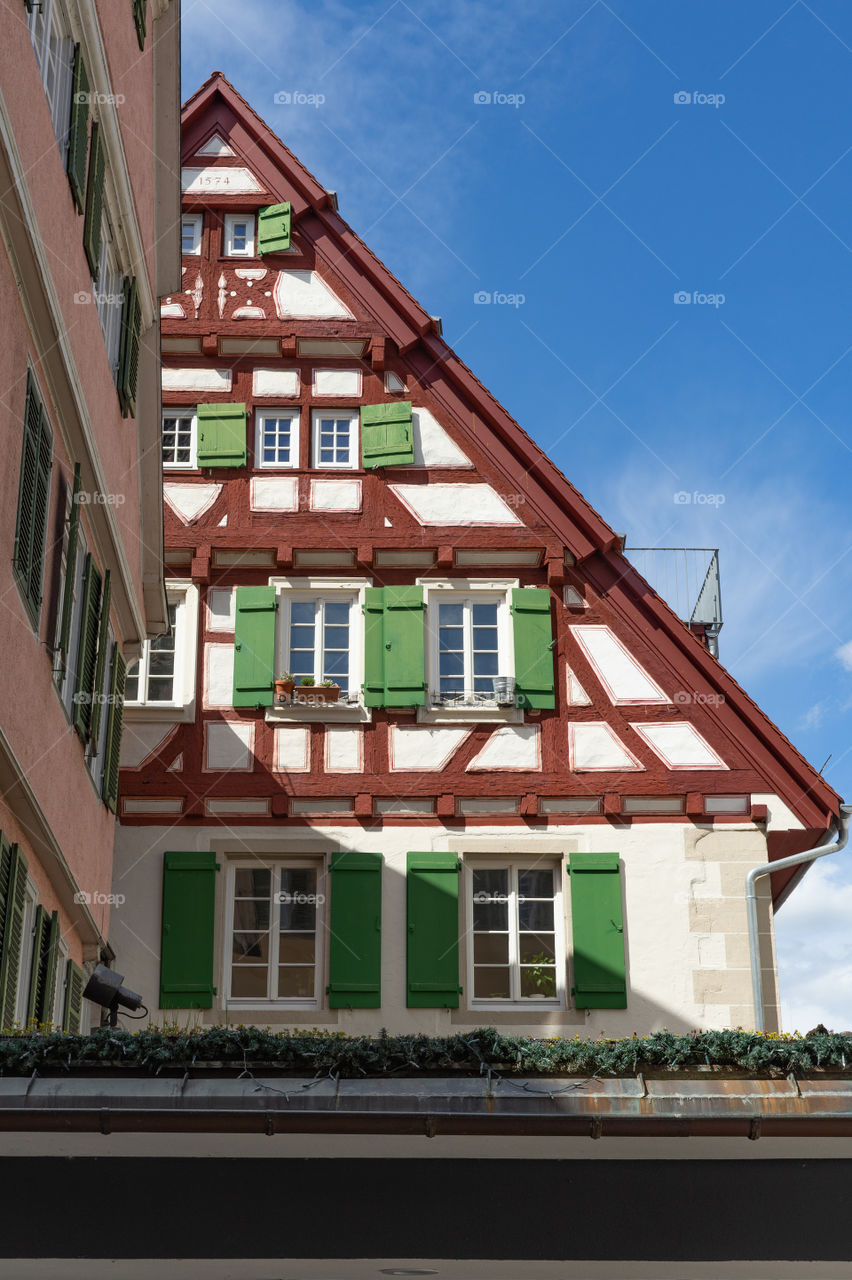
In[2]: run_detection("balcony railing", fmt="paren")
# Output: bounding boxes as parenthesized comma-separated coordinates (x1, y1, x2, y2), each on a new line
(623, 546, 723, 654)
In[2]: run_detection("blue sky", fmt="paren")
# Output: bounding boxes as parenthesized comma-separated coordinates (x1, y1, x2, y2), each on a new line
(181, 0, 852, 1030)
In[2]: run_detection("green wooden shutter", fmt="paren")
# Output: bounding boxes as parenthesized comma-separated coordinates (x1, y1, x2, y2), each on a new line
(326, 852, 382, 1009)
(257, 202, 291, 254)
(569, 852, 627, 1009)
(72, 555, 102, 740)
(88, 571, 111, 748)
(0, 842, 29, 1031)
(197, 403, 247, 467)
(63, 960, 84, 1033)
(511, 587, 555, 709)
(406, 852, 461, 1008)
(102, 649, 126, 812)
(57, 463, 82, 679)
(14, 373, 53, 625)
(361, 401, 414, 468)
(362, 585, 426, 708)
(82, 120, 105, 278)
(66, 45, 89, 211)
(233, 586, 277, 708)
(117, 276, 141, 418)
(26, 905, 48, 1023)
(38, 911, 60, 1024)
(160, 851, 219, 1009)
(133, 0, 147, 50)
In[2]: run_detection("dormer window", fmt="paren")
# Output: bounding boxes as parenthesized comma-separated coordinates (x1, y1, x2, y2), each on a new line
(224, 213, 256, 257)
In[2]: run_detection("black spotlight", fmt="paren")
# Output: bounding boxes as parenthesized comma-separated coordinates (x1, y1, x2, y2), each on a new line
(82, 964, 146, 1027)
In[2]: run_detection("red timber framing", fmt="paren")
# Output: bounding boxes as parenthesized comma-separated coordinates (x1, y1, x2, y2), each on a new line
(121, 73, 840, 906)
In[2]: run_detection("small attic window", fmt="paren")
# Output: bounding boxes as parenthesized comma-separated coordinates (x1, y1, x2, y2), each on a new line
(224, 213, 256, 257)
(182, 215, 202, 256)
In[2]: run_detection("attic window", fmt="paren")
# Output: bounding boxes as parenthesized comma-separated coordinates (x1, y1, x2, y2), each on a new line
(224, 213, 255, 257)
(182, 215, 202, 256)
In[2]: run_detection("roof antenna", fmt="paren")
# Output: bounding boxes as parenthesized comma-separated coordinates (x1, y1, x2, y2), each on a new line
(818, 753, 832, 775)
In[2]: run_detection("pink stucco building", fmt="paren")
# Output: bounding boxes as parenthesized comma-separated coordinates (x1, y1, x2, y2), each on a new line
(0, 0, 180, 1032)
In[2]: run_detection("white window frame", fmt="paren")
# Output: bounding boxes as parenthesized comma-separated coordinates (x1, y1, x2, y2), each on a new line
(419, 579, 517, 712)
(466, 859, 565, 1010)
(123, 582, 199, 722)
(280, 590, 360, 695)
(15, 878, 40, 1027)
(94, 207, 124, 381)
(311, 408, 359, 470)
(267, 576, 370, 722)
(162, 409, 198, 470)
(223, 213, 256, 258)
(181, 214, 203, 256)
(224, 859, 325, 1009)
(28, 0, 75, 156)
(255, 408, 300, 469)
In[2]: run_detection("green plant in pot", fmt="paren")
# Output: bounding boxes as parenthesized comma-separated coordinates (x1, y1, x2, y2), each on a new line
(274, 671, 295, 700)
(526, 952, 557, 998)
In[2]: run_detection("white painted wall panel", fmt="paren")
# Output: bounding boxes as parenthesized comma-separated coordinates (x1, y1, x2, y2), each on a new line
(252, 368, 299, 396)
(250, 477, 299, 511)
(569, 722, 642, 771)
(205, 722, 254, 771)
(390, 483, 522, 526)
(313, 368, 361, 396)
(273, 727, 311, 772)
(163, 484, 221, 525)
(390, 725, 470, 771)
(570, 625, 668, 703)
(467, 725, 540, 771)
(273, 270, 354, 319)
(325, 725, 363, 772)
(412, 407, 472, 467)
(204, 645, 235, 709)
(632, 722, 728, 770)
(162, 367, 232, 392)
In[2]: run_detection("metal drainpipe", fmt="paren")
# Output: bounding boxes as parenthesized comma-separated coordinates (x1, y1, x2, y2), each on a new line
(747, 802, 852, 1032)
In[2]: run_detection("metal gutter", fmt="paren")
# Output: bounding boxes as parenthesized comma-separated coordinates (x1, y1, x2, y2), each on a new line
(2, 1075, 852, 1138)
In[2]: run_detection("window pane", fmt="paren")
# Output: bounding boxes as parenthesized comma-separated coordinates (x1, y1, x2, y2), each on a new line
(232, 932, 269, 963)
(124, 662, 139, 702)
(233, 899, 270, 931)
(278, 933, 316, 964)
(278, 966, 316, 998)
(472, 603, 498, 626)
(324, 625, 349, 650)
(473, 967, 511, 999)
(291, 601, 315, 624)
(290, 625, 315, 648)
(439, 627, 464, 652)
(234, 869, 271, 898)
(520, 966, 557, 998)
(518, 870, 554, 899)
(518, 933, 555, 964)
(518, 899, 554, 931)
(325, 601, 349, 624)
(472, 869, 509, 898)
(473, 934, 509, 964)
(230, 966, 268, 998)
(473, 900, 508, 930)
(439, 602, 464, 626)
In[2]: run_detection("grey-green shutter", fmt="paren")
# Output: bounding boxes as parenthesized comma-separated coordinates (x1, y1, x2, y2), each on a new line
(0, 842, 29, 1031)
(406, 852, 461, 1008)
(88, 570, 111, 747)
(66, 45, 89, 211)
(63, 960, 84, 1033)
(57, 463, 82, 679)
(14, 373, 53, 626)
(72, 554, 102, 740)
(133, 0, 147, 50)
(82, 120, 105, 277)
(38, 911, 61, 1024)
(26, 905, 49, 1023)
(233, 586, 277, 708)
(117, 276, 141, 417)
(569, 852, 627, 1009)
(160, 852, 219, 1009)
(102, 649, 127, 812)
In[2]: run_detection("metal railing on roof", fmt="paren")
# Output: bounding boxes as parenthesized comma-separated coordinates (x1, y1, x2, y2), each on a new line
(624, 546, 723, 652)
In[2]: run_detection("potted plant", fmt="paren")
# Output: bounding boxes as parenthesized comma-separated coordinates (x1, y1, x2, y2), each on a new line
(315, 679, 341, 704)
(525, 953, 557, 998)
(274, 671, 295, 701)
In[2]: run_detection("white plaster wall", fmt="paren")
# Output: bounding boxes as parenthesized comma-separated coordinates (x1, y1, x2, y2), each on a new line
(325, 725, 363, 772)
(207, 588, 235, 632)
(570, 625, 668, 703)
(390, 483, 522, 526)
(203, 644, 234, 709)
(195, 134, 235, 156)
(569, 722, 642, 771)
(309, 479, 362, 513)
(111, 820, 776, 1036)
(163, 484, 221, 525)
(412, 408, 472, 468)
(466, 725, 540, 771)
(313, 368, 361, 396)
(632, 722, 727, 770)
(204, 722, 254, 771)
(162, 367, 232, 393)
(389, 725, 470, 770)
(181, 166, 263, 193)
(252, 368, 299, 397)
(120, 724, 177, 768)
(273, 270, 354, 319)
(273, 727, 311, 772)
(250, 477, 299, 512)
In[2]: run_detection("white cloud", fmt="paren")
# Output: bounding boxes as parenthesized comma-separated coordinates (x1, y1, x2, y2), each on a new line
(836, 640, 852, 672)
(775, 857, 852, 1031)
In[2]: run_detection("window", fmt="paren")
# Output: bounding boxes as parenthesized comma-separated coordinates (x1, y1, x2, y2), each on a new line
(55, 525, 87, 713)
(162, 409, 197, 468)
(14, 373, 53, 628)
(125, 602, 178, 704)
(52, 938, 69, 1027)
(181, 214, 202, 255)
(224, 213, 256, 257)
(86, 628, 115, 790)
(256, 409, 299, 468)
(468, 863, 563, 1005)
(15, 880, 39, 1026)
(123, 584, 198, 718)
(431, 593, 509, 705)
(95, 210, 124, 379)
(227, 862, 323, 1004)
(282, 595, 355, 693)
(311, 409, 359, 469)
(28, 0, 74, 154)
